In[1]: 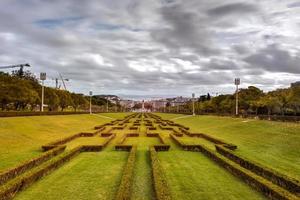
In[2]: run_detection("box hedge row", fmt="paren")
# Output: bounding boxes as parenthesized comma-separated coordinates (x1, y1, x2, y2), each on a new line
(0, 146, 66, 186)
(115, 146, 137, 200)
(216, 145, 300, 196)
(153, 145, 170, 151)
(182, 144, 299, 200)
(179, 129, 237, 150)
(0, 146, 82, 200)
(149, 147, 172, 200)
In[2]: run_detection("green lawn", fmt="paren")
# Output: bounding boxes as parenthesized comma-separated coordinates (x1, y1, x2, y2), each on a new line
(0, 113, 129, 171)
(1, 112, 298, 200)
(157, 113, 300, 180)
(158, 149, 265, 200)
(124, 137, 158, 200)
(14, 151, 128, 200)
(65, 136, 107, 150)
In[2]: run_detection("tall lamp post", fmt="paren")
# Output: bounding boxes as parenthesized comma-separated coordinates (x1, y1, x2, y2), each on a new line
(89, 91, 93, 114)
(106, 97, 109, 112)
(40, 72, 46, 112)
(192, 93, 195, 116)
(234, 78, 240, 116)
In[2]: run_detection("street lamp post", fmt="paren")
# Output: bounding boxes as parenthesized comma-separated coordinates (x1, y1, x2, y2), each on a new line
(192, 93, 195, 116)
(106, 97, 109, 112)
(40, 73, 46, 112)
(89, 91, 93, 114)
(234, 78, 240, 116)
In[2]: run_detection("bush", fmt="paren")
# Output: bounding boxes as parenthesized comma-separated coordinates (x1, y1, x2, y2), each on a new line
(0, 146, 65, 185)
(183, 144, 299, 200)
(153, 145, 170, 151)
(0, 146, 81, 200)
(150, 147, 172, 200)
(216, 145, 300, 195)
(115, 146, 137, 200)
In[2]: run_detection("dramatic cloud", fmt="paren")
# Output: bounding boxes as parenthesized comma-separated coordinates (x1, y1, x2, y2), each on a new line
(0, 0, 299, 99)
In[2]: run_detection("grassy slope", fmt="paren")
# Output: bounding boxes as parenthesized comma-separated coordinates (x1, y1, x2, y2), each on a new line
(158, 149, 265, 200)
(157, 113, 300, 180)
(0, 113, 128, 171)
(14, 152, 128, 200)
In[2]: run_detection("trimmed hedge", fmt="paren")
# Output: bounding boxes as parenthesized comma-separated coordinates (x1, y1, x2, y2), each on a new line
(181, 144, 299, 200)
(153, 145, 170, 151)
(159, 125, 174, 131)
(0, 111, 91, 118)
(129, 126, 138, 130)
(41, 133, 81, 151)
(180, 129, 237, 150)
(149, 147, 172, 200)
(147, 133, 159, 137)
(0, 146, 66, 185)
(0, 146, 81, 200)
(126, 133, 139, 137)
(79, 132, 95, 137)
(115, 145, 133, 151)
(115, 146, 137, 200)
(216, 145, 300, 195)
(102, 134, 116, 147)
(81, 145, 103, 152)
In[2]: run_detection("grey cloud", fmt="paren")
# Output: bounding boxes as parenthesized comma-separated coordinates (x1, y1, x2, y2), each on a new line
(244, 44, 300, 74)
(0, 0, 299, 97)
(207, 2, 259, 17)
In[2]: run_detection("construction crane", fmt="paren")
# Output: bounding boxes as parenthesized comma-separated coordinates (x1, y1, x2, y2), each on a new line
(51, 73, 69, 90)
(0, 63, 30, 77)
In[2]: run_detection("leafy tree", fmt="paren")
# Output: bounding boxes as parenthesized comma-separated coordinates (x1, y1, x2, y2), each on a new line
(72, 93, 88, 111)
(56, 90, 73, 111)
(239, 86, 264, 114)
(44, 88, 60, 111)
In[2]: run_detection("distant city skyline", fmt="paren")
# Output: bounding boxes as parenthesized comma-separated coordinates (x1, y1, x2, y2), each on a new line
(1, 0, 299, 97)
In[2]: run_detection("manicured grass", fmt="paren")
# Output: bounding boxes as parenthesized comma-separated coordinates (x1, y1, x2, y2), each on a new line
(65, 136, 107, 150)
(124, 137, 161, 149)
(157, 113, 300, 180)
(179, 136, 216, 150)
(14, 151, 128, 200)
(2, 112, 297, 200)
(0, 113, 128, 171)
(123, 137, 157, 199)
(158, 149, 266, 200)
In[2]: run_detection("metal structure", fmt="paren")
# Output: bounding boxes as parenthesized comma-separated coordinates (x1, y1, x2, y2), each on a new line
(192, 93, 195, 116)
(234, 78, 240, 115)
(89, 91, 93, 114)
(106, 97, 109, 112)
(0, 63, 30, 76)
(51, 74, 69, 90)
(40, 73, 47, 112)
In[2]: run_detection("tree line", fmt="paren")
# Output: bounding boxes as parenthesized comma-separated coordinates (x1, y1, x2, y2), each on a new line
(165, 85, 300, 116)
(0, 72, 116, 111)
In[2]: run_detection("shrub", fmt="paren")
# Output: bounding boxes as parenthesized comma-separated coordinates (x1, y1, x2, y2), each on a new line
(149, 147, 172, 200)
(153, 145, 170, 151)
(115, 146, 137, 200)
(216, 145, 300, 195)
(183, 144, 299, 200)
(0, 147, 81, 200)
(0, 146, 66, 185)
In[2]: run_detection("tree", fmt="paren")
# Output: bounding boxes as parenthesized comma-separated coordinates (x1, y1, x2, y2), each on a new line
(72, 93, 88, 111)
(239, 86, 264, 114)
(44, 88, 60, 111)
(207, 93, 211, 101)
(288, 86, 300, 115)
(56, 90, 73, 111)
(257, 93, 279, 116)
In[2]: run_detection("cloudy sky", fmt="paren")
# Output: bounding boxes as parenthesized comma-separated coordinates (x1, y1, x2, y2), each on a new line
(0, 0, 300, 99)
